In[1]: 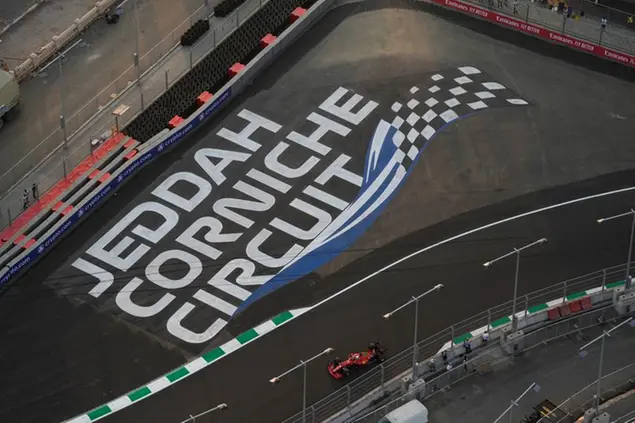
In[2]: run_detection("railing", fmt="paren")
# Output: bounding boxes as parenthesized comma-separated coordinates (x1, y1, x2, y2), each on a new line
(462, 0, 635, 56)
(350, 307, 630, 423)
(304, 306, 629, 423)
(0, 0, 268, 232)
(536, 361, 635, 423)
(280, 262, 631, 423)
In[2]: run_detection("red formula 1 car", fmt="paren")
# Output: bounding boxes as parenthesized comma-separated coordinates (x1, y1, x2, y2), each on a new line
(327, 342, 386, 379)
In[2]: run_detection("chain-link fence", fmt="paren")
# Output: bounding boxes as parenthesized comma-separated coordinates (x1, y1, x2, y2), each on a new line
(280, 263, 632, 423)
(0, 0, 269, 234)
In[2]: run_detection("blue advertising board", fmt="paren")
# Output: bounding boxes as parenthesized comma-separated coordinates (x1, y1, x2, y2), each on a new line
(0, 87, 231, 289)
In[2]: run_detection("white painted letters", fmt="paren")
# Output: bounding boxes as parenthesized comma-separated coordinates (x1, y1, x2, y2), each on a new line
(152, 172, 212, 213)
(213, 181, 275, 229)
(319, 87, 378, 125)
(145, 250, 203, 290)
(265, 142, 319, 179)
(176, 216, 241, 260)
(246, 229, 303, 268)
(115, 277, 175, 317)
(271, 199, 332, 240)
(194, 147, 251, 185)
(286, 112, 350, 155)
(167, 303, 227, 344)
(87, 202, 179, 272)
(217, 109, 280, 152)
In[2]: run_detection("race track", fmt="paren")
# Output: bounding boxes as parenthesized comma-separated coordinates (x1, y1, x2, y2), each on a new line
(1, 0, 635, 422)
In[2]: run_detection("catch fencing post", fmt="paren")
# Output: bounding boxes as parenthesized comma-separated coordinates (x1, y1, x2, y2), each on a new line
(487, 309, 492, 331)
(561, 14, 566, 34)
(525, 4, 529, 23)
(165, 69, 169, 90)
(380, 363, 385, 392)
(525, 295, 529, 317)
(451, 325, 455, 346)
(7, 207, 12, 226)
(602, 269, 606, 291)
(562, 281, 567, 305)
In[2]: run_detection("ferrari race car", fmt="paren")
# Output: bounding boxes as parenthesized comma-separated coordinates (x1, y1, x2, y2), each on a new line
(327, 342, 386, 379)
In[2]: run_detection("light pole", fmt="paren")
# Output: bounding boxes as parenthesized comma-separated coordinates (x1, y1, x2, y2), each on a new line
(579, 317, 633, 415)
(383, 284, 444, 379)
(180, 403, 227, 423)
(270, 347, 334, 423)
(597, 209, 635, 291)
(484, 238, 547, 332)
(492, 382, 540, 423)
(39, 38, 83, 148)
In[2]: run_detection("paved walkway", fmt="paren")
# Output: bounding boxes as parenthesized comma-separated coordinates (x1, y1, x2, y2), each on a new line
(426, 319, 635, 423)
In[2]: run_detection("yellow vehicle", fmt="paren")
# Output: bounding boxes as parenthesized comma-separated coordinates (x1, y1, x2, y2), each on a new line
(0, 69, 20, 130)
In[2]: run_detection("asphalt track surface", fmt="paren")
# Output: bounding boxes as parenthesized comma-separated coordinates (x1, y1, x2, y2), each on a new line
(1, 0, 635, 422)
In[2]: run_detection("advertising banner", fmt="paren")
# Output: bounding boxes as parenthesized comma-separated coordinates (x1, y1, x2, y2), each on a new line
(0, 88, 231, 290)
(433, 0, 635, 68)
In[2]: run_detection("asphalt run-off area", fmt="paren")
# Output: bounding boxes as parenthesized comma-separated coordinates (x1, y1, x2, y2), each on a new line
(1, 0, 635, 422)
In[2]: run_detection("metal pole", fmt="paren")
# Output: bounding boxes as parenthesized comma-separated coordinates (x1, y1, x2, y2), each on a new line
(508, 400, 514, 423)
(59, 56, 67, 147)
(626, 212, 635, 290)
(595, 334, 605, 412)
(302, 360, 307, 423)
(269, 348, 334, 422)
(484, 238, 547, 332)
(597, 210, 635, 291)
(580, 317, 633, 415)
(512, 249, 520, 331)
(492, 382, 538, 423)
(412, 296, 419, 378)
(133, 0, 141, 82)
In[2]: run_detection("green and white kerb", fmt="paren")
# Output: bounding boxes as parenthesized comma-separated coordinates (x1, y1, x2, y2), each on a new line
(66, 308, 310, 423)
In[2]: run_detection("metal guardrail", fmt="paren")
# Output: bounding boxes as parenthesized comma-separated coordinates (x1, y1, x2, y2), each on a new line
(280, 262, 632, 423)
(0, 0, 268, 233)
(350, 306, 630, 423)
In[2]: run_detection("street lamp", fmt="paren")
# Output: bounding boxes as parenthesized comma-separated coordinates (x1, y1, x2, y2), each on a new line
(579, 317, 633, 415)
(484, 238, 547, 332)
(39, 38, 84, 148)
(492, 382, 540, 423)
(269, 347, 334, 423)
(597, 209, 635, 291)
(383, 284, 444, 379)
(180, 403, 227, 423)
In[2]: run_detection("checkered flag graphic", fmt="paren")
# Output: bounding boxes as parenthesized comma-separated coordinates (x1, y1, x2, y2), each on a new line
(387, 66, 529, 169)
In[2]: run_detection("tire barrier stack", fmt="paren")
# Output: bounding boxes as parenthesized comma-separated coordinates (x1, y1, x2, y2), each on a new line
(180, 19, 211, 47)
(124, 0, 318, 143)
(214, 0, 248, 18)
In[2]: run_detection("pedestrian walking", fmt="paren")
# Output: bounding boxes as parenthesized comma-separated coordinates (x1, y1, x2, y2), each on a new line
(22, 190, 30, 211)
(463, 356, 469, 371)
(513, 0, 519, 14)
(442, 350, 448, 362)
(446, 362, 453, 372)
(497, 0, 503, 8)
(428, 358, 436, 371)
(482, 331, 490, 344)
(31, 182, 39, 202)
(463, 339, 472, 354)
(601, 17, 607, 29)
